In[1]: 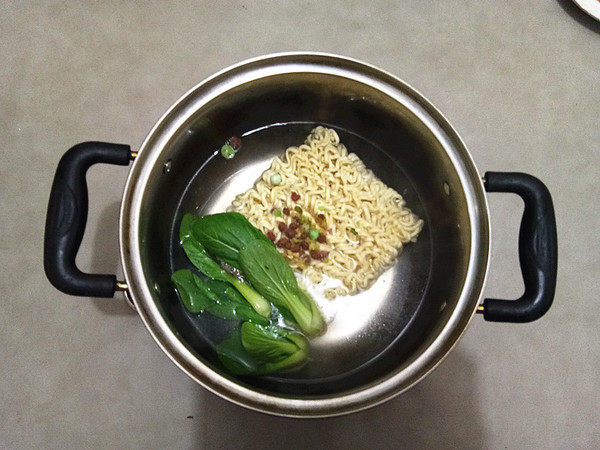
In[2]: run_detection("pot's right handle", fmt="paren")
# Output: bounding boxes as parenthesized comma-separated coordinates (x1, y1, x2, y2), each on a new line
(44, 142, 132, 298)
(482, 172, 557, 322)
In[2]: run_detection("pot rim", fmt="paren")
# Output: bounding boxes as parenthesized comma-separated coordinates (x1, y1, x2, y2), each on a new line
(119, 52, 490, 418)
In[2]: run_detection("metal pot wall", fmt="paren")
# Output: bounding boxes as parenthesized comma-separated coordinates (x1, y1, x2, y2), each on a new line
(44, 53, 557, 418)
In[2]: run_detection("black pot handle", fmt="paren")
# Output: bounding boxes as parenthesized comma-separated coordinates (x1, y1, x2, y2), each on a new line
(44, 142, 132, 297)
(482, 172, 557, 322)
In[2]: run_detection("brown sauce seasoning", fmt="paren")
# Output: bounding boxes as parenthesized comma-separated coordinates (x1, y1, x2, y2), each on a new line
(268, 191, 331, 269)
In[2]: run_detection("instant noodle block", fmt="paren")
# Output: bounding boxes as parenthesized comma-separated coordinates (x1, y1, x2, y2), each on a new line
(230, 126, 423, 299)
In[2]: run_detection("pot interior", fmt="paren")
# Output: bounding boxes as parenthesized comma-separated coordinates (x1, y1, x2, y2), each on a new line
(130, 57, 485, 401)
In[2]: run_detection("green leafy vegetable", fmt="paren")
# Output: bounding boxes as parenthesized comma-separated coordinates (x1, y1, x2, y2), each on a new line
(171, 269, 268, 324)
(174, 211, 326, 376)
(239, 239, 325, 337)
(179, 214, 271, 317)
(217, 322, 308, 375)
(216, 329, 260, 375)
(171, 269, 217, 313)
(192, 212, 272, 267)
(179, 212, 196, 242)
(181, 228, 231, 282)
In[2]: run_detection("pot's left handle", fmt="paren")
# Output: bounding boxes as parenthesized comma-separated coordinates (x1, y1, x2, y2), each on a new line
(44, 142, 133, 297)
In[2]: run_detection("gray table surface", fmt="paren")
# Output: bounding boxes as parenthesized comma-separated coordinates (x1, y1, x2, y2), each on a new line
(2, 1, 599, 448)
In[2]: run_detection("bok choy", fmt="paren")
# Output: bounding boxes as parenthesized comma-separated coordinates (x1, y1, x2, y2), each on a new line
(239, 239, 325, 337)
(179, 214, 271, 318)
(191, 212, 325, 337)
(217, 322, 309, 375)
(172, 211, 326, 375)
(171, 269, 269, 325)
(191, 212, 272, 267)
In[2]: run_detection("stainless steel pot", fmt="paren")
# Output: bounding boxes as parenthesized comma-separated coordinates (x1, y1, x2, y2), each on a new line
(44, 53, 557, 418)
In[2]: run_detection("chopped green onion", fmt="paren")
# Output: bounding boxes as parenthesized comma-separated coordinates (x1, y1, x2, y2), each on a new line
(220, 144, 235, 159)
(308, 229, 319, 240)
(273, 209, 282, 217)
(270, 173, 282, 185)
(294, 206, 303, 215)
(350, 227, 358, 235)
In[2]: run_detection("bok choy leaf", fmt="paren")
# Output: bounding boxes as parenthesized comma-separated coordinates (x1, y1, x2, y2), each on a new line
(239, 240, 325, 337)
(171, 269, 269, 325)
(175, 211, 326, 376)
(192, 212, 272, 267)
(179, 214, 271, 317)
(216, 322, 309, 375)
